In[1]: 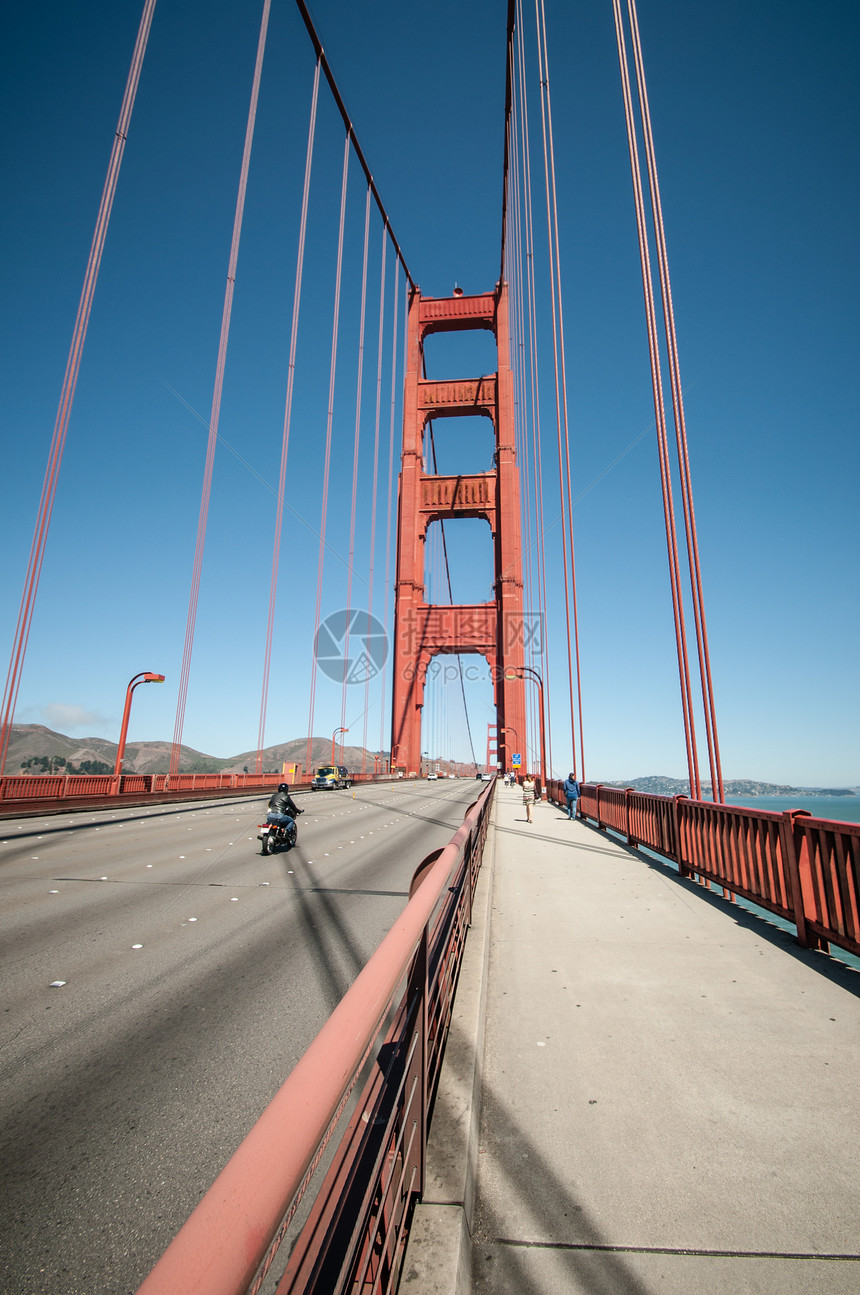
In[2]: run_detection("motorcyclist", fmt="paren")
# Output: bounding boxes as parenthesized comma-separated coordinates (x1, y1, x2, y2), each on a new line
(266, 782, 302, 827)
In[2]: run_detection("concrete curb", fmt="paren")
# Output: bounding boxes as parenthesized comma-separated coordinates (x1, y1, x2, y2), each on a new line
(399, 798, 497, 1293)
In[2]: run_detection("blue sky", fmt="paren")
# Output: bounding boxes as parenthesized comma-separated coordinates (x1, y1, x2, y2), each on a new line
(1, 0, 858, 786)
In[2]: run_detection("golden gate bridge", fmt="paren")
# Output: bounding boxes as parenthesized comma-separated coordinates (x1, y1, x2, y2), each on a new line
(1, 2, 857, 1292)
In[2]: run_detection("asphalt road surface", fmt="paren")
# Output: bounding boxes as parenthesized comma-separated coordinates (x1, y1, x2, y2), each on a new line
(0, 778, 481, 1294)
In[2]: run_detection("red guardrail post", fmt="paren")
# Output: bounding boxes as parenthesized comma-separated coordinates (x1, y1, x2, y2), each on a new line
(406, 929, 429, 1197)
(780, 809, 822, 950)
(624, 788, 634, 846)
(673, 796, 692, 877)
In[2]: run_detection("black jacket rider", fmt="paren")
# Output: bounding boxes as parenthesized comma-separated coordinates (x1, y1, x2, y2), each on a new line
(268, 785, 300, 819)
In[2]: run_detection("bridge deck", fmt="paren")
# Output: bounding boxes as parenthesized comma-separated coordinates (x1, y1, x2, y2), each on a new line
(404, 782, 860, 1294)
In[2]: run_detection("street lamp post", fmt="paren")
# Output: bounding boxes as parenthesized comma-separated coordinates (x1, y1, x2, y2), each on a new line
(114, 672, 165, 778)
(332, 726, 348, 766)
(505, 668, 547, 797)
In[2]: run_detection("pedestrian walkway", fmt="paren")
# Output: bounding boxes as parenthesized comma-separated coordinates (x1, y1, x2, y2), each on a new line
(403, 781, 860, 1295)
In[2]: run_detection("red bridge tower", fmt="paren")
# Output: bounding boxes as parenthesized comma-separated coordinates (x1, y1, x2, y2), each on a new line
(391, 282, 527, 775)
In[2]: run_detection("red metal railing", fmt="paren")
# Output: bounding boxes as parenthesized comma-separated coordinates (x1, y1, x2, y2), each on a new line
(548, 780, 859, 959)
(136, 779, 495, 1295)
(0, 769, 393, 812)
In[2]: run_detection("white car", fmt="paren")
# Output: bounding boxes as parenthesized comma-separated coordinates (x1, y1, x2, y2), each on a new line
(427, 772, 438, 780)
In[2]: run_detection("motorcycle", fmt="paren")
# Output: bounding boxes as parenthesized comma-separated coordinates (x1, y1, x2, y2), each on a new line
(258, 807, 304, 855)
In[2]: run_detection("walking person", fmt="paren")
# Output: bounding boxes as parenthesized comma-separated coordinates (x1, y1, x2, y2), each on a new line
(563, 772, 580, 820)
(522, 772, 536, 823)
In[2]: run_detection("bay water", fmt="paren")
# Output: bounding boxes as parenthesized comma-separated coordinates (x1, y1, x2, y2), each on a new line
(725, 793, 860, 825)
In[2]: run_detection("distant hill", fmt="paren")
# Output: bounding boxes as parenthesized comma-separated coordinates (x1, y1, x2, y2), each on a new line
(6, 724, 225, 775)
(6, 728, 852, 793)
(5, 725, 387, 777)
(602, 775, 856, 797)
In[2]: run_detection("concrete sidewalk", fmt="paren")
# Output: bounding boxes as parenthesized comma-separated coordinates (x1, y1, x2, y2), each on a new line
(403, 782, 860, 1294)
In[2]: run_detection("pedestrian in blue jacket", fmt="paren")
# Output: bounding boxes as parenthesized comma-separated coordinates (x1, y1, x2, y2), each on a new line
(563, 773, 580, 819)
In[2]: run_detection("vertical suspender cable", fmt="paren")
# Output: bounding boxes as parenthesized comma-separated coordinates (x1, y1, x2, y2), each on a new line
(532, 0, 581, 778)
(170, 0, 272, 777)
(379, 269, 400, 764)
(255, 59, 320, 775)
(508, 97, 542, 775)
(427, 427, 479, 772)
(0, 0, 158, 776)
(362, 232, 388, 771)
(507, 78, 531, 742)
(612, 0, 700, 797)
(626, 0, 724, 801)
(536, 0, 585, 779)
(305, 134, 350, 776)
(515, 4, 555, 779)
(340, 186, 372, 745)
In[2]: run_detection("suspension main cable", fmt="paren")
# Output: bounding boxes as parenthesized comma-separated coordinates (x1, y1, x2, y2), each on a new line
(255, 58, 321, 775)
(500, 0, 519, 281)
(0, 0, 158, 777)
(170, 0, 272, 778)
(293, 0, 414, 292)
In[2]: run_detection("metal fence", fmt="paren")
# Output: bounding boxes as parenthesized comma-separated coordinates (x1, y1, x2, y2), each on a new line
(0, 770, 394, 813)
(136, 779, 496, 1295)
(548, 780, 860, 959)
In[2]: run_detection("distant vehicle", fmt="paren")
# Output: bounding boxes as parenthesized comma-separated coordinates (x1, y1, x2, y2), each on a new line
(480, 772, 495, 781)
(311, 764, 352, 790)
(427, 772, 438, 780)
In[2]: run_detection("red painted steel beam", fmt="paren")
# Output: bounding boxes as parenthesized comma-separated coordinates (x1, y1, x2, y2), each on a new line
(418, 472, 497, 532)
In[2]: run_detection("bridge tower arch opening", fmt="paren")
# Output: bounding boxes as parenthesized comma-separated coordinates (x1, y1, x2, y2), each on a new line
(391, 283, 527, 776)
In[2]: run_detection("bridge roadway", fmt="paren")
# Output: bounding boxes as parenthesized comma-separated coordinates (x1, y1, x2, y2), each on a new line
(404, 782, 860, 1295)
(0, 778, 479, 1295)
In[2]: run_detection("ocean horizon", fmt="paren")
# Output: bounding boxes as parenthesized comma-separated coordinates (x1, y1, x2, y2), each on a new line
(725, 793, 860, 825)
